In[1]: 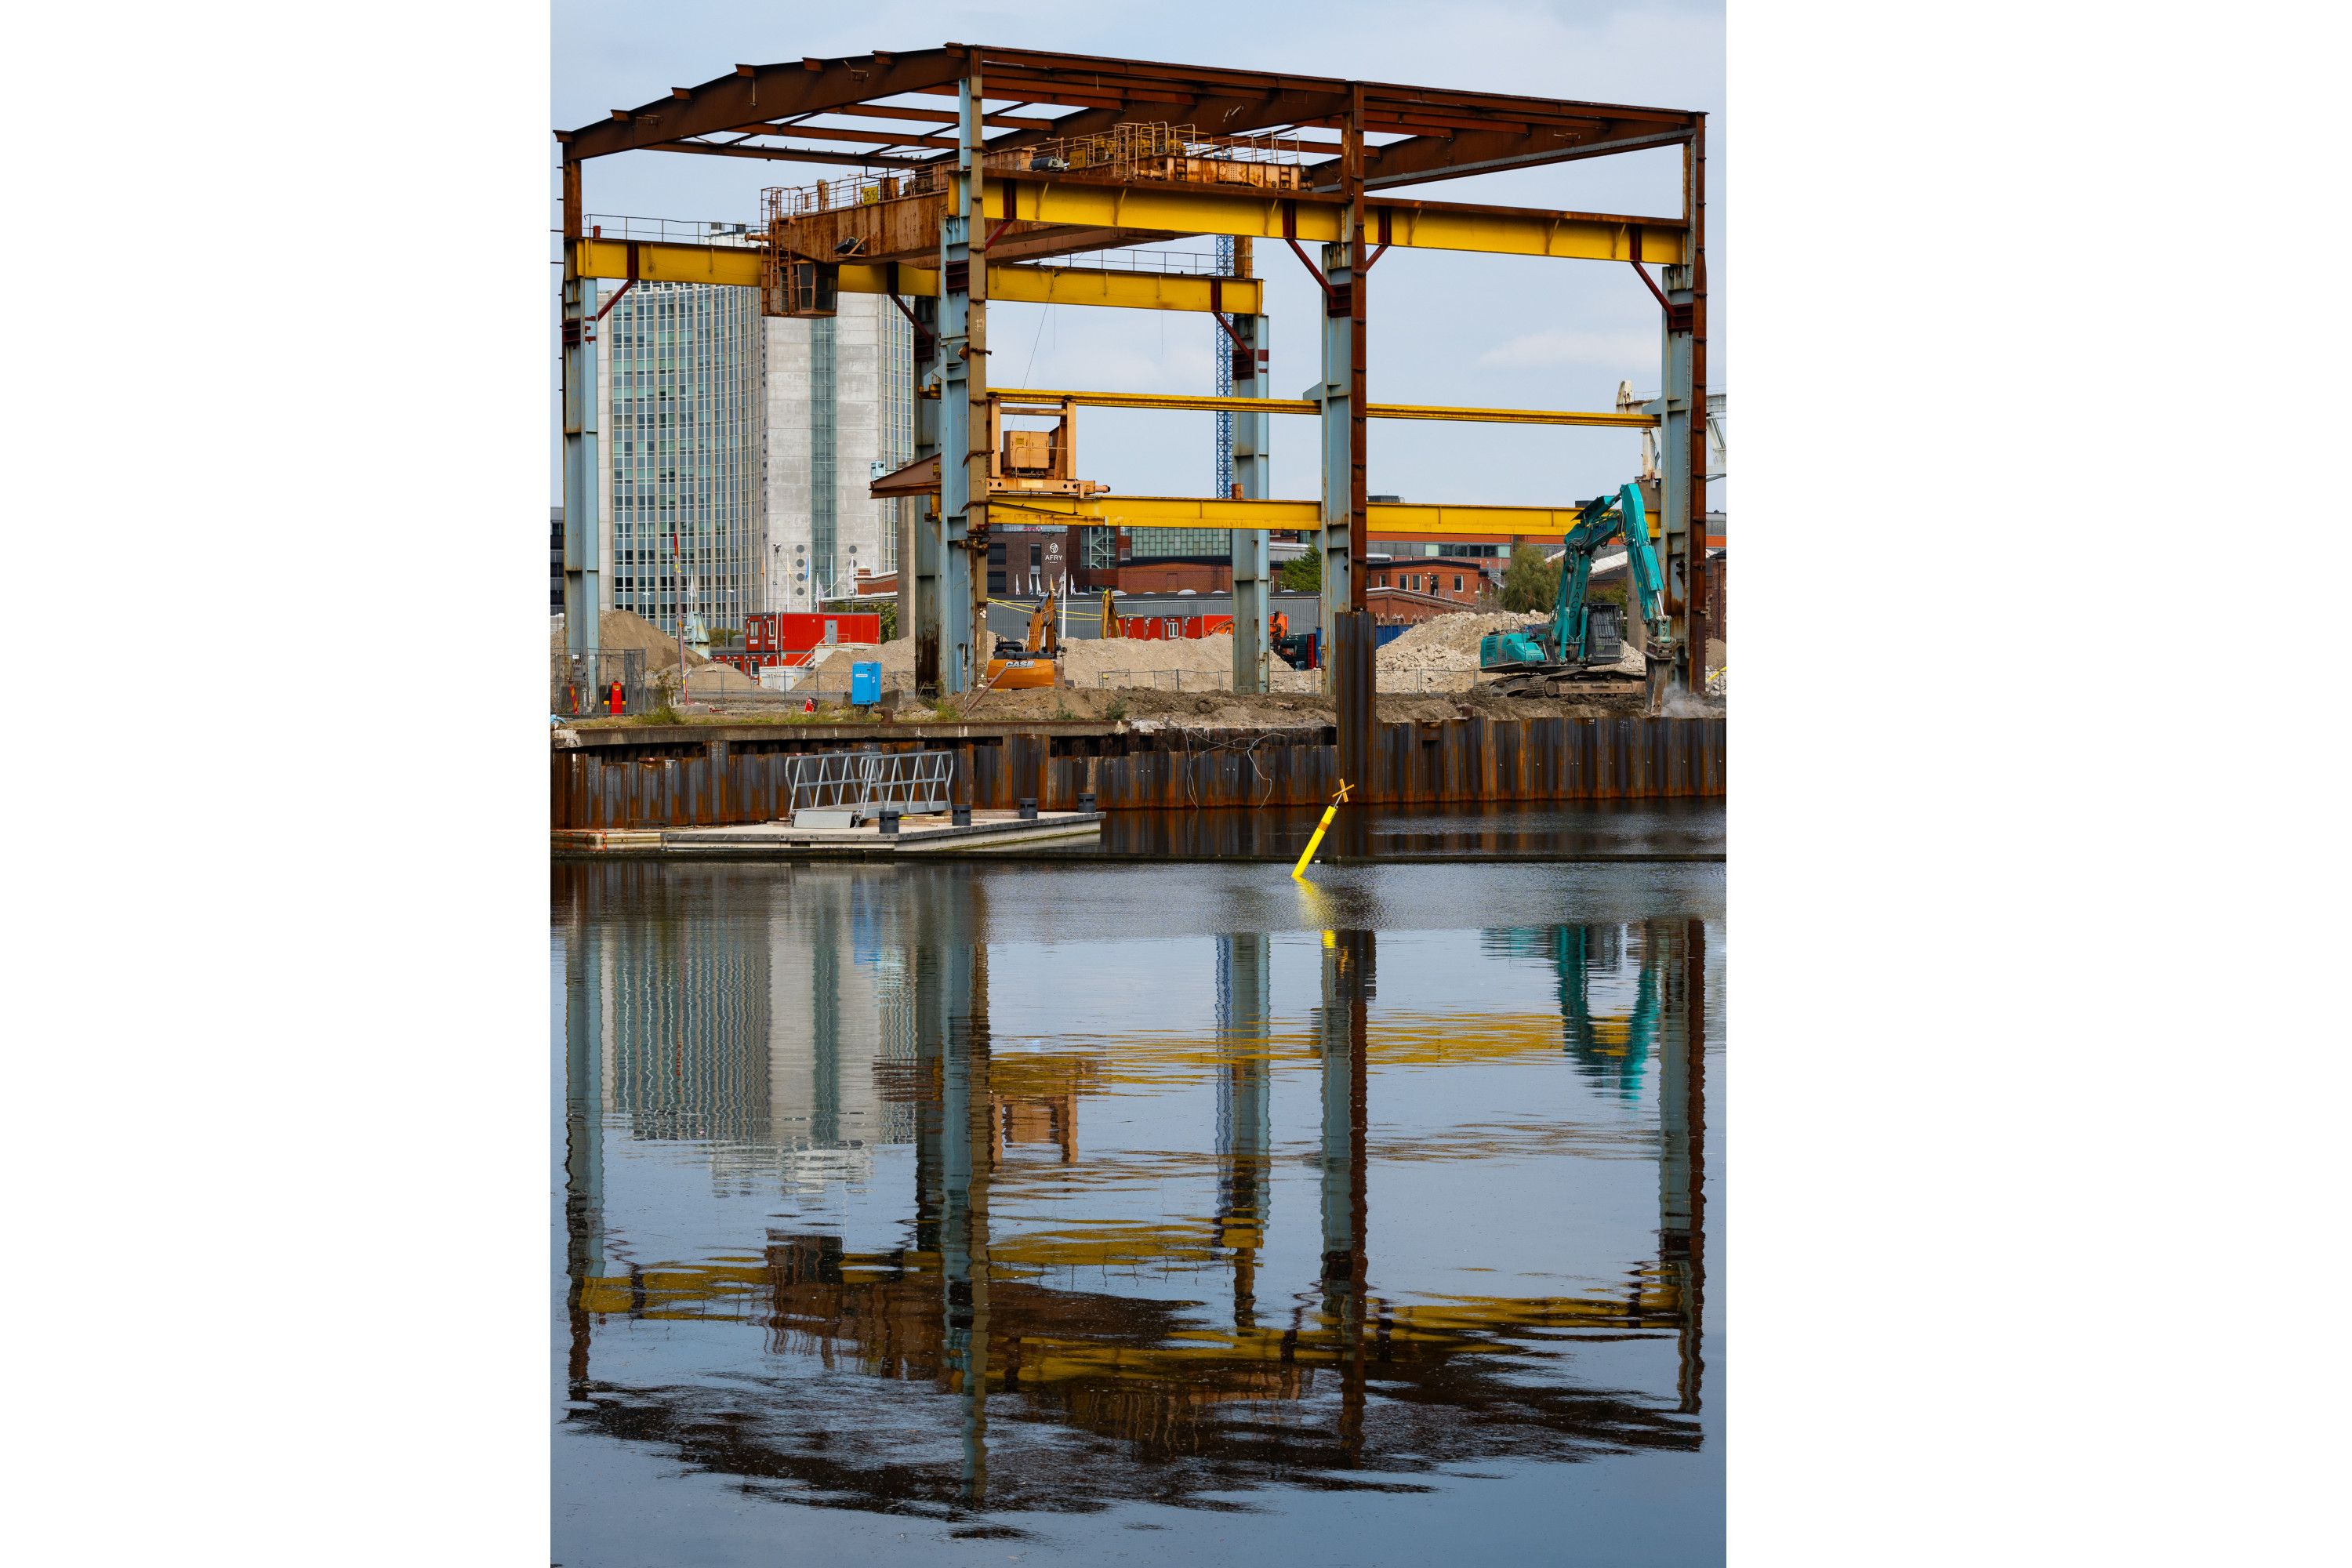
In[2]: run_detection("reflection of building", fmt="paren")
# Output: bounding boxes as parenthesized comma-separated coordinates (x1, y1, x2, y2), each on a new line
(585, 865, 920, 1195)
(590, 284, 916, 631)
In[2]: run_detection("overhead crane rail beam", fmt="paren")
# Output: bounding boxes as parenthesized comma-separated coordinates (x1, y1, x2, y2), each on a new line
(769, 175, 1686, 265)
(988, 493, 1662, 540)
(992, 386, 1658, 429)
(570, 237, 1263, 314)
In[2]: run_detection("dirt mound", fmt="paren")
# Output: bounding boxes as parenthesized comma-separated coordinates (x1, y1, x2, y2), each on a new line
(550, 610, 712, 673)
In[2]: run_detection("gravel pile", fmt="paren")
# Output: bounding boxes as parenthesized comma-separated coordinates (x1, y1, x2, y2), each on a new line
(1377, 612, 1536, 673)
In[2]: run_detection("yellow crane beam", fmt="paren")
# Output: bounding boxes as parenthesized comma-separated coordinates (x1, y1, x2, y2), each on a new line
(987, 493, 1658, 540)
(993, 386, 1657, 429)
(993, 180, 1686, 263)
(570, 238, 1263, 314)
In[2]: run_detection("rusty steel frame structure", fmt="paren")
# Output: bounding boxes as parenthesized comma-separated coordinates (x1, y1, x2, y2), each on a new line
(557, 45, 1708, 764)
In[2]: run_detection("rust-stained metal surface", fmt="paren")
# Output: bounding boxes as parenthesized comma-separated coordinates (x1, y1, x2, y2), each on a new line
(551, 717, 1724, 831)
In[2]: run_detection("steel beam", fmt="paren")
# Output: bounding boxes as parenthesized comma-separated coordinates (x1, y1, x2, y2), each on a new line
(560, 159, 600, 666)
(570, 240, 1265, 315)
(990, 386, 1655, 426)
(991, 494, 1646, 539)
(763, 180, 1686, 267)
(955, 181, 1685, 263)
(1229, 310, 1272, 694)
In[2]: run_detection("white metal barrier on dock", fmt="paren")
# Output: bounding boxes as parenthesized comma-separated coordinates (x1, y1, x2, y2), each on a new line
(785, 750, 955, 827)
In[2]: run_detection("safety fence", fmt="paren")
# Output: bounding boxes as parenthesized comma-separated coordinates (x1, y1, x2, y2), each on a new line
(784, 750, 955, 825)
(550, 649, 652, 718)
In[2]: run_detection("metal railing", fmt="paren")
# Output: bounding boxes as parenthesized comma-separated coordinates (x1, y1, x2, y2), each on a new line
(578, 214, 763, 246)
(786, 750, 956, 826)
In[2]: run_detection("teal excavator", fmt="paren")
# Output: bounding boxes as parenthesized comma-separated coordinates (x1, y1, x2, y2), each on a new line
(1479, 482, 1674, 703)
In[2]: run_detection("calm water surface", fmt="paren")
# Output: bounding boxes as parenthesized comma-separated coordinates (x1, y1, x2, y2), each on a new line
(554, 854, 1723, 1565)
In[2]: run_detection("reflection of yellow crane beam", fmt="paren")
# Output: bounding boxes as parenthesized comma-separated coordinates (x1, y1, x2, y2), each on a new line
(571, 239, 1261, 314)
(579, 1260, 1684, 1348)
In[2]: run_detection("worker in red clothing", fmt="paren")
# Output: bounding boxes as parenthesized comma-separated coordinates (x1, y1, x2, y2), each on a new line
(607, 680, 624, 715)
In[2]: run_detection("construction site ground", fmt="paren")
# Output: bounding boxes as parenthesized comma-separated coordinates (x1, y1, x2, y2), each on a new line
(568, 680, 1719, 732)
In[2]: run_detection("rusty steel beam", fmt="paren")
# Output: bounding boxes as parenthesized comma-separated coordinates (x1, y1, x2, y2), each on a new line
(647, 140, 932, 169)
(569, 49, 967, 160)
(563, 46, 1697, 172)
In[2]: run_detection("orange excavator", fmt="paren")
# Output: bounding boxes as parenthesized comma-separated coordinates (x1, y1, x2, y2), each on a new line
(985, 595, 1063, 690)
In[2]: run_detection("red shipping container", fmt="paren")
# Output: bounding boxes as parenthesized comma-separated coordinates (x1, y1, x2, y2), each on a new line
(773, 612, 881, 652)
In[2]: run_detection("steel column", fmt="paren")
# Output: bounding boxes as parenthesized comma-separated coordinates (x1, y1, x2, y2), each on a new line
(560, 155, 601, 662)
(933, 66, 989, 695)
(1316, 241, 1356, 641)
(909, 296, 942, 690)
(1229, 310, 1272, 693)
(1683, 121, 1710, 681)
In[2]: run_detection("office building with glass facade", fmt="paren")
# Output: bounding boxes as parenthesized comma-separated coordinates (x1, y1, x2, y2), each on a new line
(593, 283, 913, 630)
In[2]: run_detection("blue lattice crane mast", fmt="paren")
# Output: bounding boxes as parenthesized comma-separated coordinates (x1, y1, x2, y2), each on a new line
(1480, 482, 1675, 704)
(1214, 235, 1235, 494)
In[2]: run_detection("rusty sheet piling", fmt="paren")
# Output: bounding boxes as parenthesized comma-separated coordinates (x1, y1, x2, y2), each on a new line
(553, 717, 1723, 833)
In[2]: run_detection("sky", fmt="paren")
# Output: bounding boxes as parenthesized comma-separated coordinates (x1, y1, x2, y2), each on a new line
(551, 0, 1725, 511)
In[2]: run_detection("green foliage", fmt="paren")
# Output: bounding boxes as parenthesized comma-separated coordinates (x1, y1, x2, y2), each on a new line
(1052, 701, 1076, 720)
(1105, 697, 1129, 721)
(1497, 546, 1557, 614)
(1277, 550, 1322, 593)
(635, 703, 688, 726)
(877, 602, 899, 641)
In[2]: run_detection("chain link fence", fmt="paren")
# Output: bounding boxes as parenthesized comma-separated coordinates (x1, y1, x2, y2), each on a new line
(550, 649, 652, 717)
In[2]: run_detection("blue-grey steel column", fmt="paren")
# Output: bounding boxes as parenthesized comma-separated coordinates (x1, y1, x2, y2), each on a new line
(910, 296, 942, 691)
(1229, 311, 1272, 692)
(1316, 243, 1356, 677)
(1653, 265, 1694, 692)
(933, 67, 989, 695)
(560, 156, 600, 666)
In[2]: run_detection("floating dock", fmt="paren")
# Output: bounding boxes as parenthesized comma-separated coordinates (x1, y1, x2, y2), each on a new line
(555, 808, 1102, 858)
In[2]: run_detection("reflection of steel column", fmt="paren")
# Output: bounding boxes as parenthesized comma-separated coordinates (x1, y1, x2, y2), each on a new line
(1657, 919, 1707, 1413)
(1215, 934, 1274, 1327)
(937, 898, 992, 1503)
(562, 883, 605, 1400)
(1315, 928, 1374, 1463)
(811, 886, 842, 1148)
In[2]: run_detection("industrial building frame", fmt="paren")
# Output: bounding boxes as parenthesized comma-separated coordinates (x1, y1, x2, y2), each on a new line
(557, 43, 1708, 764)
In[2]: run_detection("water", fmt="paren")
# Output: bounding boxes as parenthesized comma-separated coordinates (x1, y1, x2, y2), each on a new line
(554, 850, 1723, 1565)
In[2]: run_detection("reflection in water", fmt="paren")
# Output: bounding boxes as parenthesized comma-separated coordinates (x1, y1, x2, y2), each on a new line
(556, 863, 1715, 1534)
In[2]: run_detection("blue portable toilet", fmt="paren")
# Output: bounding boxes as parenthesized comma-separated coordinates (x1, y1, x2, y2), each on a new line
(850, 661, 881, 706)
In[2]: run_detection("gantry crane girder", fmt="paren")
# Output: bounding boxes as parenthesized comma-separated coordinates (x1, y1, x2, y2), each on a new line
(557, 44, 1711, 721)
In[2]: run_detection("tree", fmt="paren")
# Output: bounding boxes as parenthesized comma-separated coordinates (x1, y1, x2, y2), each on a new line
(1498, 545, 1556, 614)
(1277, 548, 1322, 593)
